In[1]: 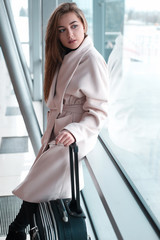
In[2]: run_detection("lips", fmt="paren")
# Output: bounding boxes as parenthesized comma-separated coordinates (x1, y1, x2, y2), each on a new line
(68, 39, 76, 44)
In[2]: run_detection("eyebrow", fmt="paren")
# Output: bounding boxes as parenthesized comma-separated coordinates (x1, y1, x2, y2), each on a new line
(58, 20, 78, 28)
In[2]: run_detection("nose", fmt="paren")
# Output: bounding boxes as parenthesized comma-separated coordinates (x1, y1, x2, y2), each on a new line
(67, 28, 73, 38)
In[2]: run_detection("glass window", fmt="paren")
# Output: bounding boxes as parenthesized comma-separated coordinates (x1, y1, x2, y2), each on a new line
(75, 0, 160, 229)
(104, 0, 124, 61)
(101, 0, 160, 229)
(74, 0, 93, 39)
(10, 0, 29, 66)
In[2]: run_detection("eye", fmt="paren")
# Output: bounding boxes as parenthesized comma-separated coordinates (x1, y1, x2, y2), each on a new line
(71, 24, 78, 29)
(59, 28, 65, 33)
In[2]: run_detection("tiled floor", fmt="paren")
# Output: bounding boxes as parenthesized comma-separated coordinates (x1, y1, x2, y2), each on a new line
(0, 51, 41, 239)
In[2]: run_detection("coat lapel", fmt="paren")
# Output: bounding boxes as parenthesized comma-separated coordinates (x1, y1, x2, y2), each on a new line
(47, 36, 93, 112)
(46, 67, 59, 109)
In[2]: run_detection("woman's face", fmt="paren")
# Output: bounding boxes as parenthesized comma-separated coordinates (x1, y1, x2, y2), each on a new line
(58, 12, 85, 49)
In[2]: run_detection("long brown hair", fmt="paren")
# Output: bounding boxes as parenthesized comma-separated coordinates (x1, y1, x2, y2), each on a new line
(43, 2, 88, 102)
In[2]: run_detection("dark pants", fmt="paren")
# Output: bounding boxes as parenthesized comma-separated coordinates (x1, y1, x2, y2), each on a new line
(12, 201, 38, 230)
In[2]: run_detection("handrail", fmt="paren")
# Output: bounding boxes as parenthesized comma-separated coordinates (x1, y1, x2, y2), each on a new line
(4, 0, 33, 95)
(98, 134, 160, 236)
(0, 0, 42, 155)
(84, 157, 123, 240)
(82, 137, 160, 239)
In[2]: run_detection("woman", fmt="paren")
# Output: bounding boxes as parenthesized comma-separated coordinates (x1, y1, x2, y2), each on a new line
(6, 2, 108, 240)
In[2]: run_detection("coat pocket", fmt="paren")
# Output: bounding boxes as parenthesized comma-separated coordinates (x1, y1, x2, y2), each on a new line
(54, 114, 72, 137)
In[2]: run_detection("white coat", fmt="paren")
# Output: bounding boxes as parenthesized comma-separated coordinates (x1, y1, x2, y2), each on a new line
(13, 36, 108, 203)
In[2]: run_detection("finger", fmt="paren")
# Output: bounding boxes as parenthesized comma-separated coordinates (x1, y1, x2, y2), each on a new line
(59, 135, 72, 145)
(63, 139, 75, 147)
(58, 134, 74, 146)
(63, 137, 75, 147)
(55, 132, 66, 144)
(55, 131, 75, 145)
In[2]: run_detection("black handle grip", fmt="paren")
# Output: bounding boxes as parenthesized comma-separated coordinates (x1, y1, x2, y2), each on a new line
(69, 143, 81, 214)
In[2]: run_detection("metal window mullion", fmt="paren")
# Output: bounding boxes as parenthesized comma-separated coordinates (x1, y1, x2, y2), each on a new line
(93, 0, 105, 57)
(28, 0, 33, 74)
(4, 0, 33, 95)
(31, 0, 42, 101)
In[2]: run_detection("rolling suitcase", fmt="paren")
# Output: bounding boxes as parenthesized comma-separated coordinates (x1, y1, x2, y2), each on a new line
(30, 143, 90, 240)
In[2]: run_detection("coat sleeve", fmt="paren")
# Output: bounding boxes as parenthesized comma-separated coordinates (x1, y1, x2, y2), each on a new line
(64, 51, 108, 143)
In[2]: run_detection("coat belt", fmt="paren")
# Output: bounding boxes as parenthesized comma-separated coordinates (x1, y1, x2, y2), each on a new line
(42, 104, 84, 151)
(63, 104, 84, 114)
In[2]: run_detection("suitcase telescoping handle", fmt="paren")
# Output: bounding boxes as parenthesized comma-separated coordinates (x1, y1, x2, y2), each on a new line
(69, 142, 81, 214)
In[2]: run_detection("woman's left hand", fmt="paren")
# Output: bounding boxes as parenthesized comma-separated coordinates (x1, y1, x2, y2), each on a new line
(55, 130, 75, 147)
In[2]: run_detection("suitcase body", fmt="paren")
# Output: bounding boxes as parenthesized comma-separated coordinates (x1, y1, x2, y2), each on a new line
(30, 143, 89, 240)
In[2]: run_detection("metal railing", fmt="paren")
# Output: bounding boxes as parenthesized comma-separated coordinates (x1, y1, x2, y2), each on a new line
(0, 0, 42, 155)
